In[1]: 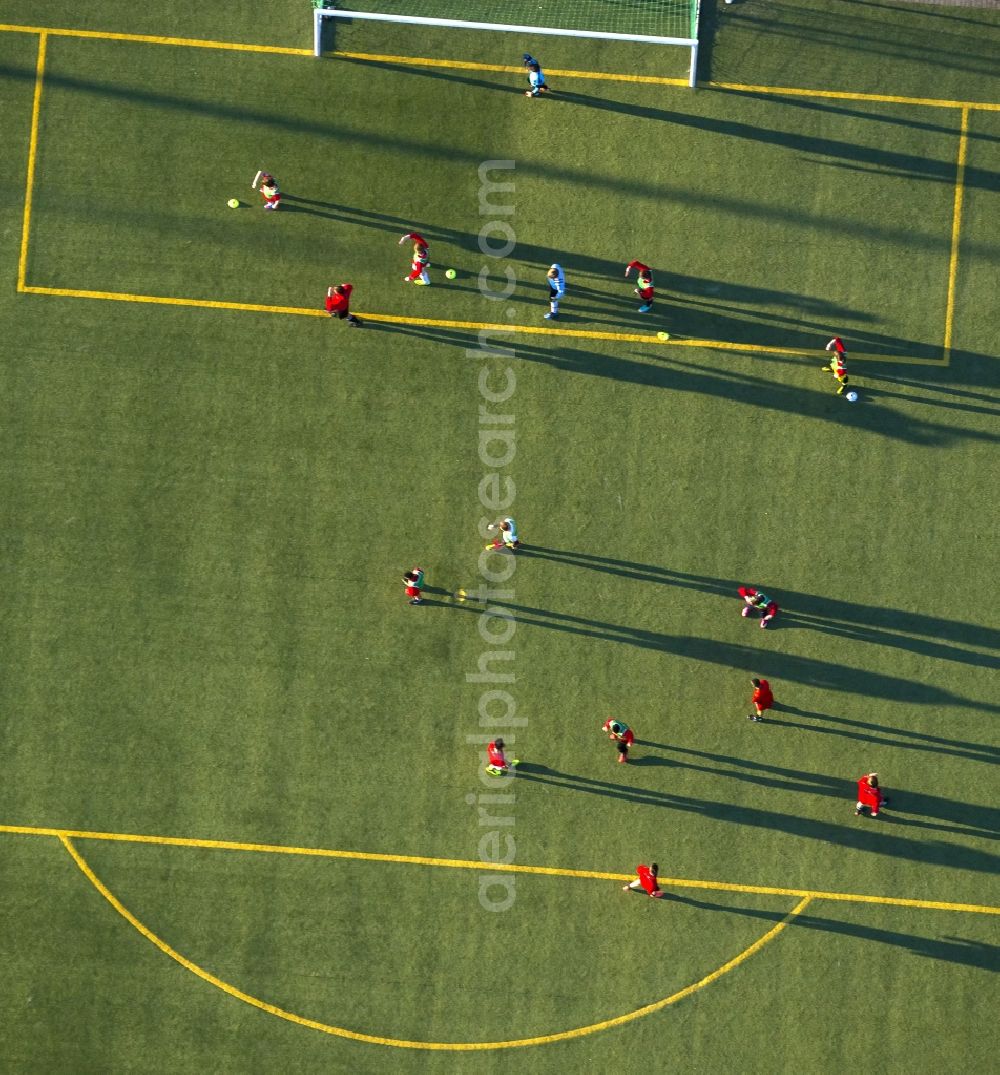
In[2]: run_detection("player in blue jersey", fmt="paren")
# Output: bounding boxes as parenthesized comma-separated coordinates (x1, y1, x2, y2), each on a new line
(545, 264, 565, 320)
(523, 54, 550, 97)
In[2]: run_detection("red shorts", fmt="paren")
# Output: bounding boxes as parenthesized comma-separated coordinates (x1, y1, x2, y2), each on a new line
(405, 586, 421, 599)
(636, 286, 654, 301)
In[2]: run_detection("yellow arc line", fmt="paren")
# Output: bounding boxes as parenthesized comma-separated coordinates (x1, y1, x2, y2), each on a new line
(943, 107, 969, 361)
(3, 823, 996, 915)
(16, 31, 46, 292)
(58, 833, 811, 1050)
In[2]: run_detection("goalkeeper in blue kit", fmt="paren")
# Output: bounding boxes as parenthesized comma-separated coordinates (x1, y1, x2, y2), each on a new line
(523, 54, 550, 97)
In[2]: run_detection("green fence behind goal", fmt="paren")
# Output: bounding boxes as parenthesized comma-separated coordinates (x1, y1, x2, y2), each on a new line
(332, 0, 698, 42)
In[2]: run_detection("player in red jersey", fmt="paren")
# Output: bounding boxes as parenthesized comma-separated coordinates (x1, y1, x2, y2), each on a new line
(400, 231, 430, 285)
(822, 336, 849, 394)
(485, 737, 519, 776)
(747, 677, 774, 721)
(624, 260, 655, 313)
(623, 862, 664, 898)
(856, 772, 889, 818)
(602, 718, 635, 763)
(258, 173, 281, 210)
(326, 284, 361, 326)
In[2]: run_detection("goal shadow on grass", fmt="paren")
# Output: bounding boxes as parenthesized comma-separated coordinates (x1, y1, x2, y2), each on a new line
(512, 763, 1000, 875)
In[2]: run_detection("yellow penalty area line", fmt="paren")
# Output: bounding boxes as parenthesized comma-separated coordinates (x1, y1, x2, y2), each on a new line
(18, 285, 817, 356)
(333, 50, 690, 88)
(16, 32, 46, 292)
(3, 823, 997, 916)
(706, 81, 1000, 113)
(2, 23, 1000, 109)
(0, 22, 309, 56)
(943, 107, 969, 361)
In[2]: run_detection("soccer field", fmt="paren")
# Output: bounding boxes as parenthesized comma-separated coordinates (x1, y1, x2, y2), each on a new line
(1, 2, 998, 1071)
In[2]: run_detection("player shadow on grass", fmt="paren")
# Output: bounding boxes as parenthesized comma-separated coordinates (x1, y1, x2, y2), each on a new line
(738, 90, 1000, 148)
(514, 764, 1000, 874)
(9, 58, 1000, 284)
(553, 88, 1000, 195)
(633, 743, 1000, 836)
(337, 56, 528, 97)
(843, 381, 1000, 423)
(339, 54, 1000, 196)
(665, 895, 1000, 972)
(472, 598, 999, 713)
(765, 705, 1000, 769)
(515, 548, 1000, 669)
(371, 322, 998, 448)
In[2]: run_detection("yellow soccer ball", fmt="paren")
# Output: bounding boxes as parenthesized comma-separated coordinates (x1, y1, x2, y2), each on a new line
(227, 198, 240, 209)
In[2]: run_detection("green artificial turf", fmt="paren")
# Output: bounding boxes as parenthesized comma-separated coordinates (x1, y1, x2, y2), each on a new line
(0, 2, 998, 1072)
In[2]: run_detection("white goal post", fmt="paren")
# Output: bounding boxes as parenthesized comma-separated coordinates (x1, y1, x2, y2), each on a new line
(314, 5, 703, 89)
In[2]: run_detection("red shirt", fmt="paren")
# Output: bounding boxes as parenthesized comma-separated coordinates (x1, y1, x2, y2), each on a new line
(325, 283, 353, 314)
(488, 741, 507, 767)
(752, 680, 774, 710)
(857, 776, 882, 810)
(637, 864, 659, 895)
(405, 233, 429, 264)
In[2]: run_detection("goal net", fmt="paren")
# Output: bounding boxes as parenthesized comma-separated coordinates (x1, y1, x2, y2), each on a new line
(313, 1, 703, 88)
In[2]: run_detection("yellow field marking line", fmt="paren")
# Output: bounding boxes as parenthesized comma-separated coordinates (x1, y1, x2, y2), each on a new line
(4, 25, 963, 363)
(705, 80, 1000, 113)
(20, 283, 326, 319)
(2, 23, 1000, 110)
(334, 50, 690, 87)
(18, 285, 820, 354)
(58, 832, 813, 1050)
(943, 107, 969, 362)
(0, 22, 309, 56)
(4, 823, 997, 915)
(16, 32, 46, 292)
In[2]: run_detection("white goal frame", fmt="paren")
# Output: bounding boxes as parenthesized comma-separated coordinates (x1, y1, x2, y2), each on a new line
(314, 5, 703, 88)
